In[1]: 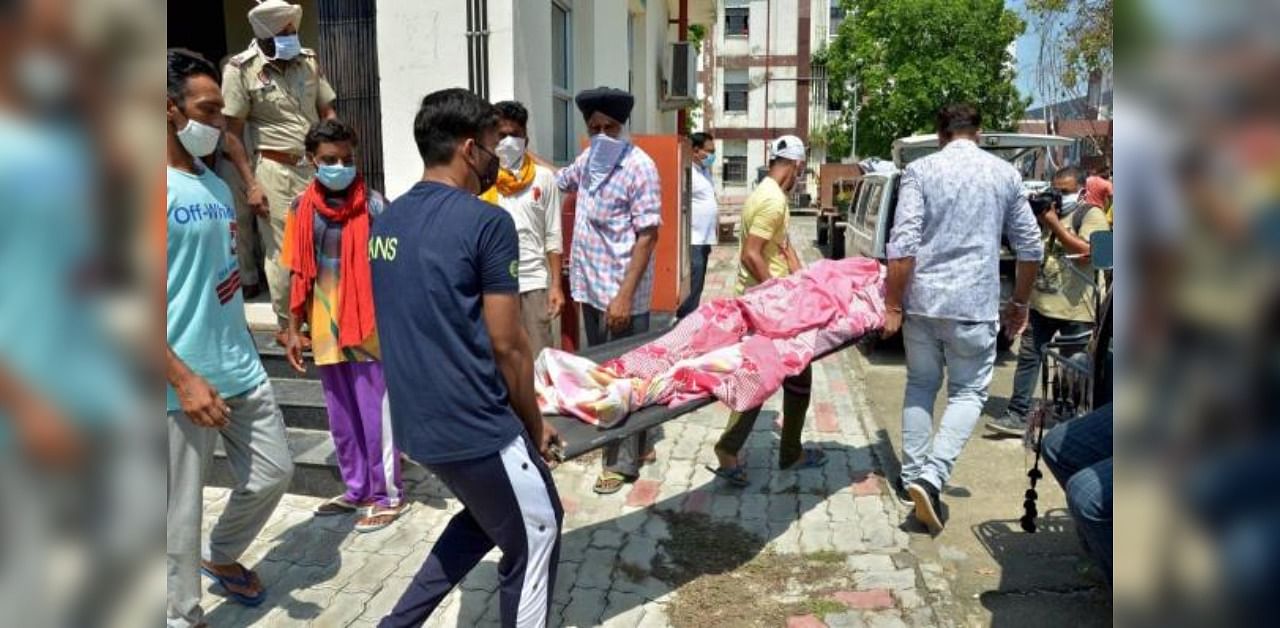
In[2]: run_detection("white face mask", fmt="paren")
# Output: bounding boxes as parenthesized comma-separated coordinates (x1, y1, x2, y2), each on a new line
(1059, 191, 1080, 208)
(495, 136, 527, 172)
(176, 117, 222, 158)
(586, 133, 630, 192)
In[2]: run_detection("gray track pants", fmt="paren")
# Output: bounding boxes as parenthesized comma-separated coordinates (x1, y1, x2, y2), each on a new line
(167, 380, 293, 628)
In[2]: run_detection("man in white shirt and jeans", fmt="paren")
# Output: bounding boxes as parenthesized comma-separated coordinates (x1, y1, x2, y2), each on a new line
(677, 131, 719, 319)
(484, 101, 564, 356)
(882, 104, 1043, 534)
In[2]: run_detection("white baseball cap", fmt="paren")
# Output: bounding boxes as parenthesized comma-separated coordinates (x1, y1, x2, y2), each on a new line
(769, 135, 806, 161)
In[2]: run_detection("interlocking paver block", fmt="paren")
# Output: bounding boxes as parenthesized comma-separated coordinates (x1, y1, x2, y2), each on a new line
(831, 589, 896, 610)
(767, 493, 799, 522)
(562, 586, 607, 627)
(310, 590, 369, 628)
(824, 611, 868, 628)
(787, 614, 828, 628)
(626, 480, 662, 507)
(576, 547, 618, 589)
(682, 489, 712, 514)
(710, 493, 740, 519)
(854, 568, 918, 592)
(590, 527, 625, 550)
(620, 534, 659, 569)
(846, 553, 896, 573)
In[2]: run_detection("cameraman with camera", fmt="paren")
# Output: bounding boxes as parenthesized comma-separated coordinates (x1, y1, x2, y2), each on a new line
(987, 166, 1111, 436)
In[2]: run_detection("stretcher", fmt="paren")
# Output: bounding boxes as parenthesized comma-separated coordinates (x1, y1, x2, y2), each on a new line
(545, 329, 874, 460)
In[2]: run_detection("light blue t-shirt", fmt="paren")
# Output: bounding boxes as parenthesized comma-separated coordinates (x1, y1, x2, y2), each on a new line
(166, 165, 265, 411)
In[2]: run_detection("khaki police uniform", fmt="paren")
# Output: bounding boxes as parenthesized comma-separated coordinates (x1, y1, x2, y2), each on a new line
(222, 42, 336, 327)
(212, 150, 259, 287)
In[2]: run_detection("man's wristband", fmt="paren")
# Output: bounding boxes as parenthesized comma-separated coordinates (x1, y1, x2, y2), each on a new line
(886, 304, 904, 313)
(1010, 300, 1030, 310)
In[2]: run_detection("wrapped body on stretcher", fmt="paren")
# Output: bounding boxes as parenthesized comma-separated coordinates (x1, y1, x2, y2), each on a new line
(536, 257, 886, 430)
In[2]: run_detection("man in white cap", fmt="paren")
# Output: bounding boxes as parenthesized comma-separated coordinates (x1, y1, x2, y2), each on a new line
(221, 0, 338, 347)
(706, 135, 828, 488)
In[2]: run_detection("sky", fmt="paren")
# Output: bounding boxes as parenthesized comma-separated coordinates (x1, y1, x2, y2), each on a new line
(1009, 0, 1048, 108)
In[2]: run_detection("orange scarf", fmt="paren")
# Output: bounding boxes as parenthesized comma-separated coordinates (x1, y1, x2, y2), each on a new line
(480, 156, 536, 203)
(283, 178, 376, 349)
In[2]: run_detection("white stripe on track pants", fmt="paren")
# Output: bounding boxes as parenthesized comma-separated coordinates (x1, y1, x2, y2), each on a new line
(379, 434, 563, 628)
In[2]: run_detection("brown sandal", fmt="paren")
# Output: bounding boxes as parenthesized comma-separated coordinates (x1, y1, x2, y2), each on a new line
(593, 471, 634, 495)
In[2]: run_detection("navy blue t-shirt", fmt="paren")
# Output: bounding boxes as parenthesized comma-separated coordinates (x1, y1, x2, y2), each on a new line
(370, 181, 523, 464)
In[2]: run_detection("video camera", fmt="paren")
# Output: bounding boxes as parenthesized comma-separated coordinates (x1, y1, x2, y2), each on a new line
(1028, 188, 1062, 217)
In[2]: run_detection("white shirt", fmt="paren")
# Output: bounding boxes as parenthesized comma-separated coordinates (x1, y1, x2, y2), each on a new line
(690, 164, 719, 245)
(494, 162, 563, 293)
(886, 139, 1043, 321)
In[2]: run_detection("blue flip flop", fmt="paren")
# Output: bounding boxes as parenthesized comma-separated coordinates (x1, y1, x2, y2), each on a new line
(201, 564, 266, 607)
(785, 448, 828, 471)
(706, 464, 750, 487)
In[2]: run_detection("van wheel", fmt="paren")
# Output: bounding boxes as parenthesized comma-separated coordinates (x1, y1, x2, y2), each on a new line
(829, 221, 845, 259)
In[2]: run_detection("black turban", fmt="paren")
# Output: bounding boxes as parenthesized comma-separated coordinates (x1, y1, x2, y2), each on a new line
(575, 86, 634, 124)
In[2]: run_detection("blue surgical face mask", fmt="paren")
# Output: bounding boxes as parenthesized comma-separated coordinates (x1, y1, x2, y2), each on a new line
(702, 153, 716, 168)
(315, 163, 356, 191)
(273, 34, 302, 60)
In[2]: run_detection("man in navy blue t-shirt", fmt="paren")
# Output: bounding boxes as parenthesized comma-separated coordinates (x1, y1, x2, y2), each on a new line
(371, 88, 563, 628)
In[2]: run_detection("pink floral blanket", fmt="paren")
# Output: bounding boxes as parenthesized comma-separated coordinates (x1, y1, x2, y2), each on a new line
(535, 257, 886, 427)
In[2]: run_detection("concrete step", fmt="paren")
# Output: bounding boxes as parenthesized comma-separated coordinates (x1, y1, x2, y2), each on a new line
(208, 424, 439, 499)
(252, 331, 320, 381)
(209, 426, 346, 497)
(271, 378, 329, 431)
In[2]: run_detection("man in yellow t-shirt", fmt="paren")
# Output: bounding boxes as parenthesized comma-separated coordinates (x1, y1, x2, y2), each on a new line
(735, 148, 803, 294)
(709, 136, 828, 488)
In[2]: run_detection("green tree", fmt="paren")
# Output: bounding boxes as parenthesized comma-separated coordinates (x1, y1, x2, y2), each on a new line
(825, 0, 1030, 159)
(1026, 0, 1111, 93)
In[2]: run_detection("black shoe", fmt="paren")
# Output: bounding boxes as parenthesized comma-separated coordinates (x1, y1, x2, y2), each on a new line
(907, 479, 944, 534)
(985, 411, 1028, 437)
(892, 477, 913, 507)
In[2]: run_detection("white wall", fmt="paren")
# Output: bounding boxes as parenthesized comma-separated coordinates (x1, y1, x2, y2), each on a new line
(375, 0, 469, 198)
(628, 0, 679, 135)
(377, 0, 685, 195)
(511, 1, 554, 158)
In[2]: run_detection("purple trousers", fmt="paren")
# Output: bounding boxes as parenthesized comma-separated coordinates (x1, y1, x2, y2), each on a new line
(318, 361, 403, 507)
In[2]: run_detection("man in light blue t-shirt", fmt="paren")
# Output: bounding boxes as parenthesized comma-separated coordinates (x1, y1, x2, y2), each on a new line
(165, 49, 293, 628)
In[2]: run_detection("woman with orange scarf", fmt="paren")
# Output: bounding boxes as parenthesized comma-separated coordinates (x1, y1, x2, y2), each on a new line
(281, 119, 405, 532)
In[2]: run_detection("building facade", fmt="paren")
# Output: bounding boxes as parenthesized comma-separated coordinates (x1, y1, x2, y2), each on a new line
(699, 0, 844, 209)
(376, 0, 714, 197)
(170, 0, 715, 199)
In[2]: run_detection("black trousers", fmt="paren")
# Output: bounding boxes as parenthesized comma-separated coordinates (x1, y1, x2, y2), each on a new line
(380, 435, 563, 628)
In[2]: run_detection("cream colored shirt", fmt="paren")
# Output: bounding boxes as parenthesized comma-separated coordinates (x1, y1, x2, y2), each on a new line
(222, 43, 336, 155)
(493, 164, 563, 294)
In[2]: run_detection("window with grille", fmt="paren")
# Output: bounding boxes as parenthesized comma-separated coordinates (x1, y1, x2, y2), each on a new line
(724, 69, 748, 113)
(723, 156, 748, 185)
(725, 7, 749, 37)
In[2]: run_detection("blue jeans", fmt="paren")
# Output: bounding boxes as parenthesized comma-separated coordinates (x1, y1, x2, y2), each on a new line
(581, 306, 654, 478)
(901, 315, 998, 489)
(1041, 403, 1112, 580)
(676, 244, 712, 319)
(1007, 309, 1093, 417)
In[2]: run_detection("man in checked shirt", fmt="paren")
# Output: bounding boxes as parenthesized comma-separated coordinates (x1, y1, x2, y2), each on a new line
(882, 104, 1044, 534)
(556, 86, 662, 495)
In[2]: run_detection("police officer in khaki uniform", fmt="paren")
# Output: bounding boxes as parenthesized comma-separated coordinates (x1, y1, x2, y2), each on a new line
(221, 0, 336, 346)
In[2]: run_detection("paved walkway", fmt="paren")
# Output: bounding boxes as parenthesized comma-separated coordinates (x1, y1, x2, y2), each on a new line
(201, 220, 960, 627)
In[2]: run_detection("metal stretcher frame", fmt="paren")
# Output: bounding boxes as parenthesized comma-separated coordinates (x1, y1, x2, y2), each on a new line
(547, 329, 874, 460)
